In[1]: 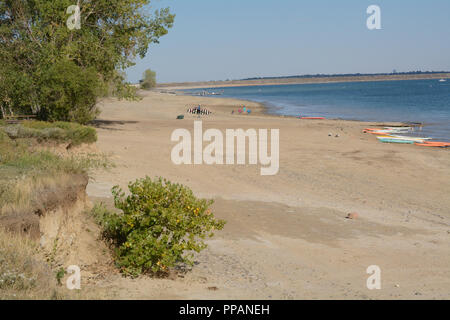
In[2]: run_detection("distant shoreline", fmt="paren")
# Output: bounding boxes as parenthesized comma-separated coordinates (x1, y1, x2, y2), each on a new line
(156, 73, 450, 90)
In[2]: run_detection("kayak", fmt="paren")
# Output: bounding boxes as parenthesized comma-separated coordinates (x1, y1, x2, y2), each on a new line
(377, 136, 427, 143)
(383, 127, 412, 131)
(415, 142, 450, 147)
(365, 127, 411, 133)
(390, 135, 432, 141)
(370, 131, 394, 135)
(300, 117, 325, 120)
(377, 137, 415, 144)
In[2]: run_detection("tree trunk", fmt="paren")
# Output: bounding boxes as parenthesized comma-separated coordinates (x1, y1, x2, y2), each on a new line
(0, 104, 5, 119)
(7, 102, 13, 116)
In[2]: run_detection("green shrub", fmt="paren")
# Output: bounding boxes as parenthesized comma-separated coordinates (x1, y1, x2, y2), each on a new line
(0, 130, 9, 143)
(94, 177, 226, 277)
(3, 121, 97, 146)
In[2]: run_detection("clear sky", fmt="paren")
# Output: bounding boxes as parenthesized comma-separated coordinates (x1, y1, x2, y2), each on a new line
(126, 0, 450, 83)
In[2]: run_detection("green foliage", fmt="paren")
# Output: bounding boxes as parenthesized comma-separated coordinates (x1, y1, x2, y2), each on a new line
(94, 177, 226, 277)
(1, 121, 97, 146)
(0, 1, 175, 123)
(0, 132, 108, 181)
(141, 69, 157, 90)
(0, 130, 9, 143)
(55, 268, 66, 286)
(36, 61, 103, 124)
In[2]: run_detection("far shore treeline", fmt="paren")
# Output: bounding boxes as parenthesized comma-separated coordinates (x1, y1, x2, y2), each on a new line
(0, 1, 174, 124)
(157, 71, 450, 89)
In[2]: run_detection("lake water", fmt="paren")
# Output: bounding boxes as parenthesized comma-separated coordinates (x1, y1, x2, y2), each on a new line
(187, 79, 450, 141)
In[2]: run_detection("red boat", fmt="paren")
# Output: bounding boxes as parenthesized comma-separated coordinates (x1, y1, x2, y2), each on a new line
(299, 117, 325, 120)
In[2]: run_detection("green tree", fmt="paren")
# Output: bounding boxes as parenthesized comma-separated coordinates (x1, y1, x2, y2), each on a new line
(141, 69, 157, 90)
(0, 1, 174, 123)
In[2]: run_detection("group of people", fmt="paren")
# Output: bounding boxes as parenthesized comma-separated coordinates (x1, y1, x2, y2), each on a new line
(232, 105, 252, 115)
(186, 105, 212, 115)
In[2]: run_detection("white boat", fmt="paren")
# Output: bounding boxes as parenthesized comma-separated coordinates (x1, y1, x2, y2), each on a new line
(380, 129, 412, 133)
(377, 136, 428, 143)
(439, 79, 446, 82)
(390, 135, 432, 140)
(383, 127, 412, 131)
(378, 137, 415, 144)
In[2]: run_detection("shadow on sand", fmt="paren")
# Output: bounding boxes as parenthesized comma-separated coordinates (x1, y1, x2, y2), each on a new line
(91, 120, 139, 131)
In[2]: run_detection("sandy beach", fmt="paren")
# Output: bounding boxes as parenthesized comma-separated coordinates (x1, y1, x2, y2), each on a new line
(87, 90, 450, 300)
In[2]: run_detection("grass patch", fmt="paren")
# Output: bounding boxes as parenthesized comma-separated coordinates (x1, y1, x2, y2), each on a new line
(0, 229, 63, 299)
(0, 121, 97, 146)
(0, 127, 109, 216)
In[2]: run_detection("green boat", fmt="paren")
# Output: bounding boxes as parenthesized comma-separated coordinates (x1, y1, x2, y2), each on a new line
(377, 137, 415, 144)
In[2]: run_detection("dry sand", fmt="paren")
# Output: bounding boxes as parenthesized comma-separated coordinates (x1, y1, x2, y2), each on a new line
(87, 90, 450, 300)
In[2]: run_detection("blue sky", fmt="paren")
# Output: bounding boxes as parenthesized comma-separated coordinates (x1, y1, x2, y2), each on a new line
(126, 0, 450, 83)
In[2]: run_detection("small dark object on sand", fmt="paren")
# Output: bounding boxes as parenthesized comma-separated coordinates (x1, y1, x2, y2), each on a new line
(208, 286, 219, 291)
(346, 213, 359, 220)
(177, 115, 184, 120)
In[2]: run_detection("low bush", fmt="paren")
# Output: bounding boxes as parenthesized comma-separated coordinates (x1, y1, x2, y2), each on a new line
(0, 130, 9, 143)
(93, 177, 226, 277)
(1, 121, 97, 146)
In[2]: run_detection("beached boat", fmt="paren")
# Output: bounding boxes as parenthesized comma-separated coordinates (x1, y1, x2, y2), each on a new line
(299, 116, 326, 119)
(366, 127, 411, 134)
(377, 137, 415, 144)
(390, 135, 431, 140)
(382, 127, 412, 132)
(415, 141, 450, 147)
(377, 136, 428, 143)
(370, 131, 395, 135)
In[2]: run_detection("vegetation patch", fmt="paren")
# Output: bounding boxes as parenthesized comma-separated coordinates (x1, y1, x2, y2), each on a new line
(92, 177, 226, 277)
(0, 229, 62, 299)
(0, 121, 97, 146)
(0, 135, 108, 218)
(0, 121, 109, 299)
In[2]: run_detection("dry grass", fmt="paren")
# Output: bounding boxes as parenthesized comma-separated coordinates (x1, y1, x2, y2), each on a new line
(0, 174, 73, 217)
(0, 131, 109, 217)
(0, 228, 64, 300)
(0, 125, 113, 300)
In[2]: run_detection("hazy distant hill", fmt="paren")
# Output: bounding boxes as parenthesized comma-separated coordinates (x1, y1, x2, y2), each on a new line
(157, 71, 450, 89)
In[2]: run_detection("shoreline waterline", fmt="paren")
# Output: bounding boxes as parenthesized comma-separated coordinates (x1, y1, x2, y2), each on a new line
(178, 79, 450, 142)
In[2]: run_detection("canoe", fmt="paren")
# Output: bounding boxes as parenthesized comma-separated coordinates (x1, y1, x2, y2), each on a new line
(371, 130, 415, 136)
(364, 128, 384, 131)
(383, 127, 412, 131)
(300, 117, 325, 120)
(390, 135, 431, 141)
(377, 137, 415, 144)
(370, 131, 394, 135)
(377, 136, 426, 143)
(415, 142, 450, 147)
